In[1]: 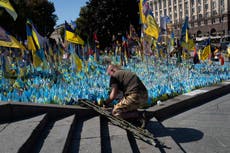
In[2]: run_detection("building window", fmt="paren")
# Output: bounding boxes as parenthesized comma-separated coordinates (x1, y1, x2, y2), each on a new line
(204, 20, 208, 25)
(185, 10, 188, 16)
(212, 1, 216, 9)
(174, 6, 177, 13)
(191, 0, 194, 5)
(174, 0, 177, 5)
(204, 4, 208, 11)
(212, 10, 217, 16)
(204, 12, 209, 18)
(174, 13, 177, 19)
(185, 2, 188, 8)
(191, 23, 194, 27)
(168, 0, 171, 6)
(198, 14, 202, 20)
(179, 4, 182, 11)
(212, 19, 215, 24)
(163, 0, 166, 7)
(220, 0, 224, 5)
(192, 15, 195, 20)
(198, 6, 201, 13)
(155, 2, 157, 10)
(164, 9, 167, 15)
(192, 8, 195, 14)
(219, 17, 222, 23)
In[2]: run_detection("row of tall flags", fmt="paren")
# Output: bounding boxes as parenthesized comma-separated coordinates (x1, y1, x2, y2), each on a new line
(0, 18, 84, 73)
(65, 21, 84, 72)
(138, 0, 221, 64)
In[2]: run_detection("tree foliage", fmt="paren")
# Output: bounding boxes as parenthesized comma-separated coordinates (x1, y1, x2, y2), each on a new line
(76, 0, 140, 49)
(0, 0, 57, 41)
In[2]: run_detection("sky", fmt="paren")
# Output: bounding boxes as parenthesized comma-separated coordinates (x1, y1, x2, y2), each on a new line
(49, 0, 88, 26)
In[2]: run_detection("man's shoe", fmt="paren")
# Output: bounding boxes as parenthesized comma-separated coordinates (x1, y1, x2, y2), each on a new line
(139, 111, 155, 129)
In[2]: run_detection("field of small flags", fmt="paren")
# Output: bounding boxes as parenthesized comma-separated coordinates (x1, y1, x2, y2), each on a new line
(1, 55, 229, 106)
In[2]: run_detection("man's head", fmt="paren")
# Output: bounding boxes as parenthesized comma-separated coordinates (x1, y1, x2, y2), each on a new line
(107, 64, 120, 76)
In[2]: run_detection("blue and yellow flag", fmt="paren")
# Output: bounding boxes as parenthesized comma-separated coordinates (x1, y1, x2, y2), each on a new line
(26, 19, 45, 67)
(181, 16, 189, 43)
(65, 21, 84, 45)
(69, 44, 82, 72)
(139, 0, 147, 24)
(0, 0, 17, 20)
(0, 26, 25, 49)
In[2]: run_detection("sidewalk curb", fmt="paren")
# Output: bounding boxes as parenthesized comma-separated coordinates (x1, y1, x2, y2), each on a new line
(147, 80, 230, 121)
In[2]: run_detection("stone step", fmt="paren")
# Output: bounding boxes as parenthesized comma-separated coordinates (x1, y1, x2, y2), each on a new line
(37, 115, 76, 153)
(0, 108, 186, 153)
(106, 120, 133, 153)
(0, 114, 48, 153)
(78, 116, 101, 153)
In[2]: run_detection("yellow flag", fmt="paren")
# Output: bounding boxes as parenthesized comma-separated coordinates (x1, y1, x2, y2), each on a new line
(65, 31, 84, 45)
(9, 35, 26, 50)
(0, 0, 17, 20)
(144, 15, 159, 40)
(200, 45, 211, 61)
(181, 38, 195, 51)
(0, 31, 25, 49)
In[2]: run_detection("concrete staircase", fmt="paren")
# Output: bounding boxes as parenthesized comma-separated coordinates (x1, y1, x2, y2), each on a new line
(0, 102, 184, 153)
(1, 81, 230, 153)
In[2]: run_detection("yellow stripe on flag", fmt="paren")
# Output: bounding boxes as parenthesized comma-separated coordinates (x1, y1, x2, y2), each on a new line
(0, 0, 17, 20)
(139, 0, 146, 24)
(32, 30, 41, 49)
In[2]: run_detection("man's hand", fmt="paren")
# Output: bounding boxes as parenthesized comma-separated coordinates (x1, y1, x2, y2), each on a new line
(97, 99, 105, 107)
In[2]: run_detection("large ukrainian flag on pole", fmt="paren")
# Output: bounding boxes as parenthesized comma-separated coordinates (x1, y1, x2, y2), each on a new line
(139, 0, 159, 40)
(139, 0, 147, 24)
(181, 16, 189, 43)
(65, 21, 84, 45)
(0, 0, 17, 20)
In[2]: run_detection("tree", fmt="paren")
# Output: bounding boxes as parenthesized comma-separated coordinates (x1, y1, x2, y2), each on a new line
(0, 0, 57, 41)
(76, 0, 140, 49)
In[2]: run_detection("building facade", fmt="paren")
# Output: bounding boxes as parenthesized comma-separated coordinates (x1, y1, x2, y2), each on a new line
(150, 0, 230, 39)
